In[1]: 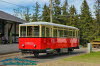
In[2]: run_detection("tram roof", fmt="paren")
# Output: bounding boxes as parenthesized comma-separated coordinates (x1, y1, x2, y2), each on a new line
(20, 22, 79, 30)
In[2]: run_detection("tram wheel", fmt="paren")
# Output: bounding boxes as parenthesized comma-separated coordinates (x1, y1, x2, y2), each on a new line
(34, 53, 39, 57)
(56, 49, 61, 53)
(68, 48, 74, 51)
(46, 53, 52, 55)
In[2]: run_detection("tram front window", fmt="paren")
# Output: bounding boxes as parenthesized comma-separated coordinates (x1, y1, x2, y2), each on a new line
(33, 26, 39, 37)
(20, 26, 26, 37)
(27, 26, 32, 37)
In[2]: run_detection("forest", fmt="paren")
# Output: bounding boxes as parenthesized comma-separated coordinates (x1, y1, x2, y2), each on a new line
(13, 0, 100, 45)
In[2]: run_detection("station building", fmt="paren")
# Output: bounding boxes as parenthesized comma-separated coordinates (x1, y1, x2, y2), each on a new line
(0, 10, 26, 44)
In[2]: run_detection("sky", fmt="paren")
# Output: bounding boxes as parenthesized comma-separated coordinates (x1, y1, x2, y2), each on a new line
(0, 0, 96, 18)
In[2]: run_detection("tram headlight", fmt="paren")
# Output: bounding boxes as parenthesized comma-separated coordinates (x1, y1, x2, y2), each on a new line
(22, 44, 25, 47)
(34, 44, 36, 48)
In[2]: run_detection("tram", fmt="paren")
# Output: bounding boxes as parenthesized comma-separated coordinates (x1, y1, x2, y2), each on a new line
(19, 22, 79, 57)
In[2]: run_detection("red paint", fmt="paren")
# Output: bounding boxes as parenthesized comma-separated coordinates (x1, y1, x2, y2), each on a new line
(19, 38, 79, 50)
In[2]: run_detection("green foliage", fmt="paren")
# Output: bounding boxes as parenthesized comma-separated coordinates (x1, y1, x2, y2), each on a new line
(68, 5, 79, 27)
(94, 0, 100, 39)
(79, 0, 94, 44)
(32, 2, 40, 22)
(24, 8, 31, 21)
(61, 0, 69, 25)
(62, 0, 68, 15)
(53, 0, 61, 24)
(42, 4, 50, 22)
(95, 38, 100, 41)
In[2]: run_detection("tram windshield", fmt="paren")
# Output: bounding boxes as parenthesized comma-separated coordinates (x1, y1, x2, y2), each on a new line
(20, 26, 39, 37)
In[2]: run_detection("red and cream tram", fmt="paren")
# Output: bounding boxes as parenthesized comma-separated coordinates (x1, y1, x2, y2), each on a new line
(19, 22, 79, 57)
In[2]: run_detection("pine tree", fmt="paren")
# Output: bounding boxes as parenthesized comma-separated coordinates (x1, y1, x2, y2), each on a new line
(61, 0, 69, 25)
(42, 4, 50, 22)
(32, 2, 40, 22)
(69, 5, 78, 27)
(24, 8, 31, 21)
(62, 0, 68, 15)
(95, 0, 100, 38)
(53, 0, 61, 24)
(80, 0, 94, 44)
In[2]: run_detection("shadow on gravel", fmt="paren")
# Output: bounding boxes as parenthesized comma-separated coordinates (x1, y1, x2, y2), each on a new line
(24, 51, 86, 59)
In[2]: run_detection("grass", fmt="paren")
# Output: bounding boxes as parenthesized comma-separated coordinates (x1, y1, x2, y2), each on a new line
(64, 52, 100, 63)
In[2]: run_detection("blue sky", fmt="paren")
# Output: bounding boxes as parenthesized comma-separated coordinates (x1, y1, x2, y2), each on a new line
(0, 0, 96, 18)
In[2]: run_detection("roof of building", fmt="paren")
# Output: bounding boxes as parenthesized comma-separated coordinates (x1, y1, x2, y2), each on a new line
(20, 22, 79, 30)
(0, 11, 27, 23)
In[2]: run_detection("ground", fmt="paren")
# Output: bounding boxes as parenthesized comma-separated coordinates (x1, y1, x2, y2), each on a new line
(37, 51, 100, 66)
(37, 60, 100, 66)
(0, 48, 100, 66)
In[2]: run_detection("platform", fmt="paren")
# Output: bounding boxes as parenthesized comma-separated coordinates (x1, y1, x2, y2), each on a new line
(0, 44, 19, 54)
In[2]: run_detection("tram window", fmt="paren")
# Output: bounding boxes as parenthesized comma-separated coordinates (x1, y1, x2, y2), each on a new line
(20, 26, 26, 37)
(75, 30, 77, 38)
(46, 27, 50, 37)
(27, 26, 32, 37)
(53, 29, 57, 37)
(50, 28, 52, 37)
(58, 30, 63, 37)
(42, 26, 45, 37)
(73, 30, 75, 38)
(77, 30, 79, 38)
(33, 26, 39, 37)
(64, 30, 67, 37)
(68, 30, 72, 37)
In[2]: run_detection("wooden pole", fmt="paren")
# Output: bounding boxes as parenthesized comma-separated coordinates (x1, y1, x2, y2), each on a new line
(50, 0, 53, 23)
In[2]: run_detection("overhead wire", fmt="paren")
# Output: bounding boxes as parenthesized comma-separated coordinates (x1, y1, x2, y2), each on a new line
(0, 0, 27, 9)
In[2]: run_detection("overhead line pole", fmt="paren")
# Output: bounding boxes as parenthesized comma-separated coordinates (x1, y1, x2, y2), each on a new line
(50, 0, 53, 23)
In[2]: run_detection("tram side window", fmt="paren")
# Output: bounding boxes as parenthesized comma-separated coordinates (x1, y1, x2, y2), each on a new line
(77, 30, 79, 38)
(69, 30, 72, 38)
(53, 29, 57, 37)
(42, 26, 45, 37)
(64, 30, 67, 37)
(72, 30, 74, 38)
(27, 26, 32, 37)
(46, 27, 50, 37)
(58, 30, 63, 37)
(20, 26, 26, 37)
(33, 26, 39, 37)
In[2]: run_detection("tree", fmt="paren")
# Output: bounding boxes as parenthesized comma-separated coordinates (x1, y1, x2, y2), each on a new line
(94, 0, 100, 38)
(32, 2, 40, 22)
(62, 0, 68, 15)
(24, 8, 31, 21)
(53, 0, 61, 24)
(79, 0, 94, 44)
(61, 0, 69, 25)
(13, 7, 31, 21)
(42, 4, 50, 22)
(69, 5, 79, 27)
